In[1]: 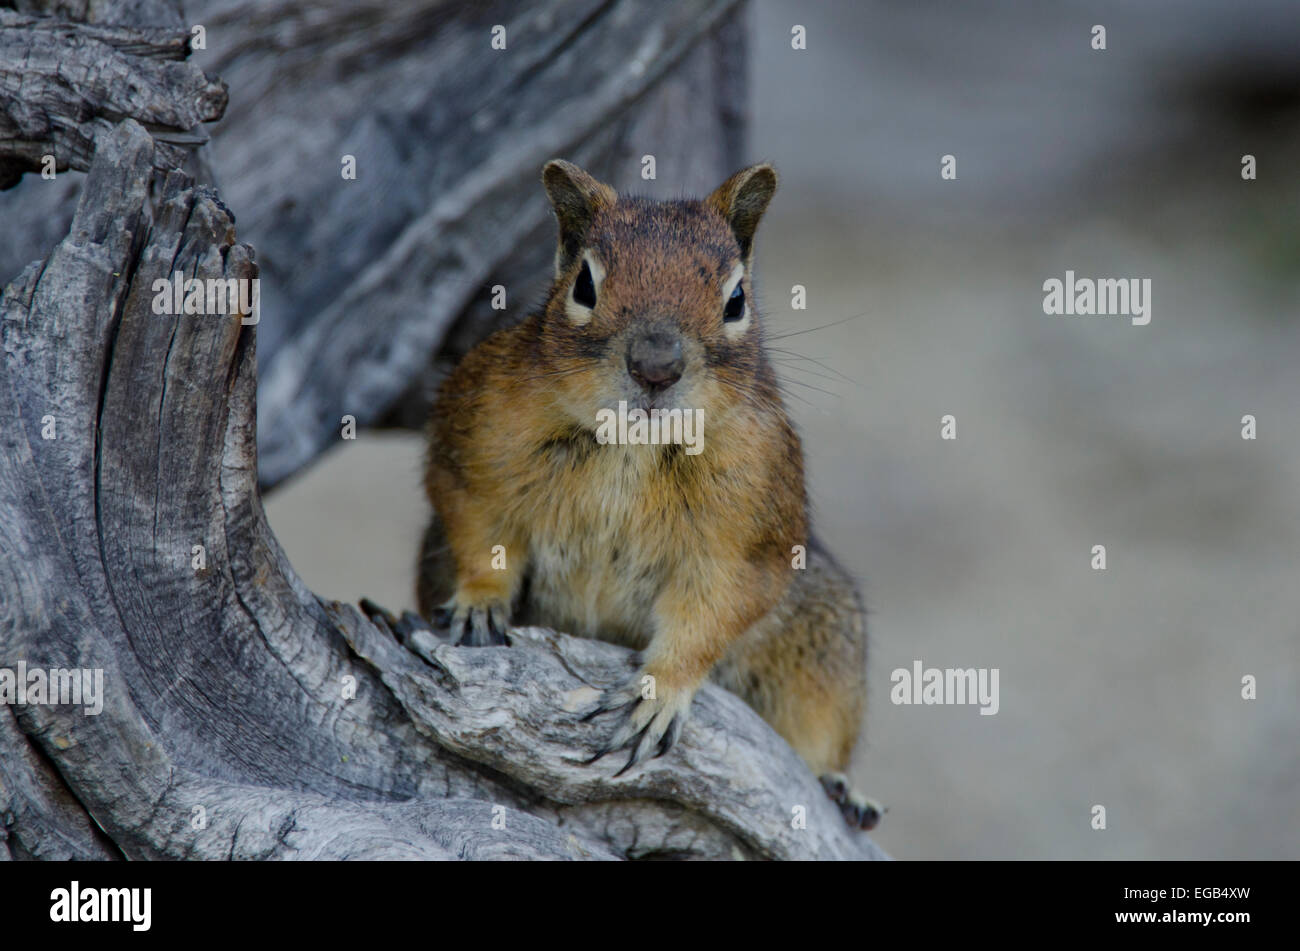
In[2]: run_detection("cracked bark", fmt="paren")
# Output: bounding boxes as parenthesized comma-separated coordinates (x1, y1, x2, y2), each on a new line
(0, 7, 225, 188)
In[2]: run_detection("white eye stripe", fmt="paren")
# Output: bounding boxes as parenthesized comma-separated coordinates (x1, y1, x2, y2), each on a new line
(722, 262, 745, 299)
(724, 305, 750, 337)
(566, 250, 605, 325)
(581, 251, 606, 298)
(722, 263, 750, 337)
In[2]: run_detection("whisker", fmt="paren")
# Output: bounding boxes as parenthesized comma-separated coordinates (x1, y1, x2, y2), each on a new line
(768, 347, 863, 387)
(516, 365, 591, 385)
(776, 376, 837, 399)
(770, 358, 848, 385)
(765, 311, 871, 342)
(714, 375, 797, 416)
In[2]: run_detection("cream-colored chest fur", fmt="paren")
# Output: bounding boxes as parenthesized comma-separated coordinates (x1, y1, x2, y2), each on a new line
(507, 443, 683, 648)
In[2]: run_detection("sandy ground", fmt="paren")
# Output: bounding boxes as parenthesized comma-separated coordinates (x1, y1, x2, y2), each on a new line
(266, 0, 1300, 859)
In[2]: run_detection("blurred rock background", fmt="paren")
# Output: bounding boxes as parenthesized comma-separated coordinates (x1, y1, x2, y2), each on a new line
(264, 0, 1300, 858)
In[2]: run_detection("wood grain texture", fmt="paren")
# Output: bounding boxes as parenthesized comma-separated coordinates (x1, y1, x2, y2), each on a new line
(0, 8, 225, 188)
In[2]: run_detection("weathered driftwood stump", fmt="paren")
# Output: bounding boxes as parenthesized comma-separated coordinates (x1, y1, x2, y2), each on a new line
(0, 0, 886, 861)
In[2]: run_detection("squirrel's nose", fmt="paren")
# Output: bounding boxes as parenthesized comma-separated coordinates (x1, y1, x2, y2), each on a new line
(627, 333, 684, 392)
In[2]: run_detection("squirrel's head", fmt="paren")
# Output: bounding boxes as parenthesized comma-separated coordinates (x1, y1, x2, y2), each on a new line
(535, 159, 779, 428)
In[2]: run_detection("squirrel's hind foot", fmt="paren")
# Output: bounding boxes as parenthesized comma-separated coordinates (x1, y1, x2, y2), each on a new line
(820, 772, 884, 831)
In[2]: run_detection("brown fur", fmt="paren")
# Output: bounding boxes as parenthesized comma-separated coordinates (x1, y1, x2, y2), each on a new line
(417, 160, 868, 785)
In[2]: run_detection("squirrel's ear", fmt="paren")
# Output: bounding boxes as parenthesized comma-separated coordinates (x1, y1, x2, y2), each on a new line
(542, 160, 617, 275)
(706, 164, 778, 261)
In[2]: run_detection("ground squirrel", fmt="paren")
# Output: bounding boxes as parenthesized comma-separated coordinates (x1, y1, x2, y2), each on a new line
(416, 160, 878, 829)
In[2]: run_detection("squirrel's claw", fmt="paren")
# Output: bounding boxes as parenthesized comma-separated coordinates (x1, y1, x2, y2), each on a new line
(820, 771, 885, 831)
(436, 597, 509, 647)
(583, 676, 692, 774)
(579, 692, 635, 724)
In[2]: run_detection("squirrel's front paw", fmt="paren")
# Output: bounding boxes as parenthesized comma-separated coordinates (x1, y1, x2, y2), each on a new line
(582, 673, 693, 775)
(433, 596, 510, 647)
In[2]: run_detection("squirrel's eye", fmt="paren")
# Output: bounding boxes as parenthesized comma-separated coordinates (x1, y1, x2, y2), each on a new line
(573, 260, 597, 308)
(723, 283, 745, 322)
